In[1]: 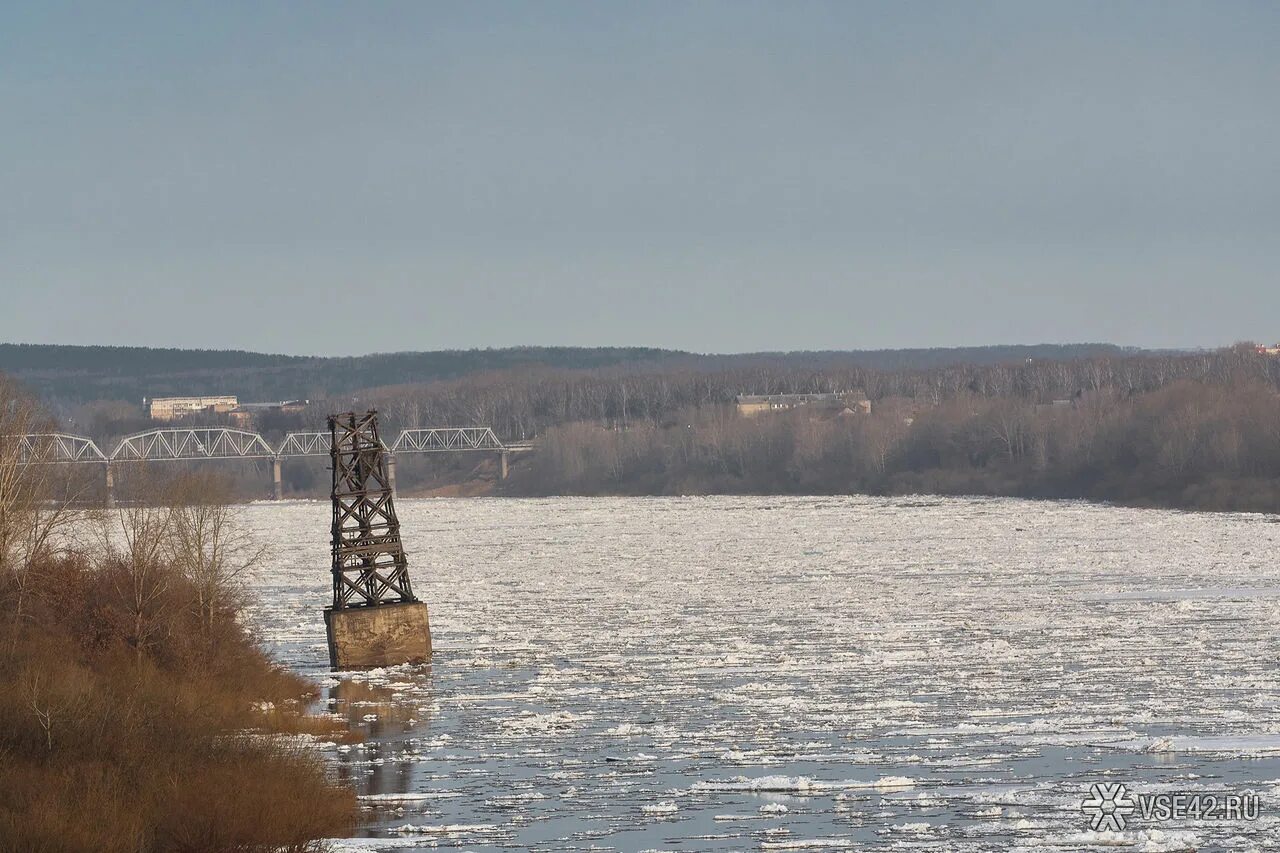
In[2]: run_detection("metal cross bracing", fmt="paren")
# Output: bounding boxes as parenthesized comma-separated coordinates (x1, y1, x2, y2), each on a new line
(18, 426, 521, 462)
(111, 428, 276, 461)
(276, 431, 333, 457)
(329, 411, 417, 609)
(391, 427, 504, 453)
(14, 433, 107, 464)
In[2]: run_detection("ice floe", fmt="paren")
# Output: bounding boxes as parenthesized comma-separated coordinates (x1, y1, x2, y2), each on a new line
(242, 496, 1280, 850)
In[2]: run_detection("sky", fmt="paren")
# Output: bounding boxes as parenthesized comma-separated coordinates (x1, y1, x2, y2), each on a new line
(2, 2, 1278, 356)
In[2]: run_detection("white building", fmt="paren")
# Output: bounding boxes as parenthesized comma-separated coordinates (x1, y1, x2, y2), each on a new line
(146, 395, 238, 421)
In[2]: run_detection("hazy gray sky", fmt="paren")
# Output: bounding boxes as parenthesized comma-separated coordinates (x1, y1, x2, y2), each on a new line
(2, 2, 1277, 355)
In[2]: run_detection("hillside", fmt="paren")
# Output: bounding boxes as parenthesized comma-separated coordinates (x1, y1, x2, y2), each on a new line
(0, 342, 1140, 408)
(0, 344, 689, 407)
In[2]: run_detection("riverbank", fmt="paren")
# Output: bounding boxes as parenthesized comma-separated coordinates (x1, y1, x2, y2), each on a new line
(0, 520, 357, 852)
(495, 471, 1280, 514)
(492, 381, 1280, 514)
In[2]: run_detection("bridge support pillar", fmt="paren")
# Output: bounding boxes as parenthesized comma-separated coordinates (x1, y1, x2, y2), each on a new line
(499, 450, 509, 481)
(386, 453, 397, 498)
(325, 601, 431, 669)
(325, 601, 430, 666)
(272, 457, 283, 500)
(104, 463, 114, 509)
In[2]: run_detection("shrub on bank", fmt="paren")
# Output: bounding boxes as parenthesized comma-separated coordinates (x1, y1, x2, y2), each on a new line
(0, 551, 356, 853)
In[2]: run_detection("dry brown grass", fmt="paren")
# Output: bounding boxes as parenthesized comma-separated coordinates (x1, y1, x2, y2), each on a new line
(0, 552, 356, 853)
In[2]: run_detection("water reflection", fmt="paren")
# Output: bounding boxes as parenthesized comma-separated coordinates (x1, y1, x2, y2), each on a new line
(326, 667, 435, 805)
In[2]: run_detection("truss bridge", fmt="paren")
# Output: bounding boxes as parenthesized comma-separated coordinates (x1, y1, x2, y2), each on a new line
(15, 424, 531, 503)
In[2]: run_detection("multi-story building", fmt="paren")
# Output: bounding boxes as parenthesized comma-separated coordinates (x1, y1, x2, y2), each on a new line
(735, 391, 871, 418)
(146, 395, 239, 421)
(228, 400, 309, 427)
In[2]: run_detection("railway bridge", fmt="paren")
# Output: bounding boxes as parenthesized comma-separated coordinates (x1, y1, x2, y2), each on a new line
(17, 427, 532, 504)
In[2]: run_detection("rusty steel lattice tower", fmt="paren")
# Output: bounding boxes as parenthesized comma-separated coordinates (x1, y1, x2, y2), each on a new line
(328, 410, 415, 607)
(324, 410, 431, 669)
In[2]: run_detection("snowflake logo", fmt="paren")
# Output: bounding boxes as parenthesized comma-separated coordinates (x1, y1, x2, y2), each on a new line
(1081, 782, 1135, 831)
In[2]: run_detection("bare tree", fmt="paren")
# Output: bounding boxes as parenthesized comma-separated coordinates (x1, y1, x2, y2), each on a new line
(93, 466, 176, 661)
(21, 665, 92, 753)
(987, 399, 1031, 462)
(0, 377, 91, 650)
(165, 472, 264, 643)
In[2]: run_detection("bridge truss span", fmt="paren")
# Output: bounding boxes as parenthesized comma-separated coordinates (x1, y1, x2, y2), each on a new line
(17, 423, 527, 502)
(278, 431, 340, 457)
(111, 428, 276, 462)
(15, 433, 107, 464)
(392, 427, 505, 453)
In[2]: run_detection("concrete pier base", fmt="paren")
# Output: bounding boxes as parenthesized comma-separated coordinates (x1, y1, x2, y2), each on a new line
(324, 601, 432, 670)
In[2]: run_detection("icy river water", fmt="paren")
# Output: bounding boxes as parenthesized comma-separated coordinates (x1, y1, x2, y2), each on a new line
(240, 495, 1280, 851)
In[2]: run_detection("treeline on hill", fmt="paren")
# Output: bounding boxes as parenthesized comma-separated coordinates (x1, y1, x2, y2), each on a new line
(351, 347, 1251, 439)
(0, 343, 692, 407)
(0, 382, 355, 852)
(2, 342, 1130, 410)
(507, 381, 1280, 511)
(341, 345, 1280, 511)
(13, 343, 1280, 510)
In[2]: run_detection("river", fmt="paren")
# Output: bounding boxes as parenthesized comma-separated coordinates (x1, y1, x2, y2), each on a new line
(239, 495, 1280, 850)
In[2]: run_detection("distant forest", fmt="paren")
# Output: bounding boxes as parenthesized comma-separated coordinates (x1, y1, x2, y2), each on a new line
(11, 341, 1280, 512)
(0, 344, 690, 407)
(0, 342, 1137, 409)
(345, 343, 1280, 512)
